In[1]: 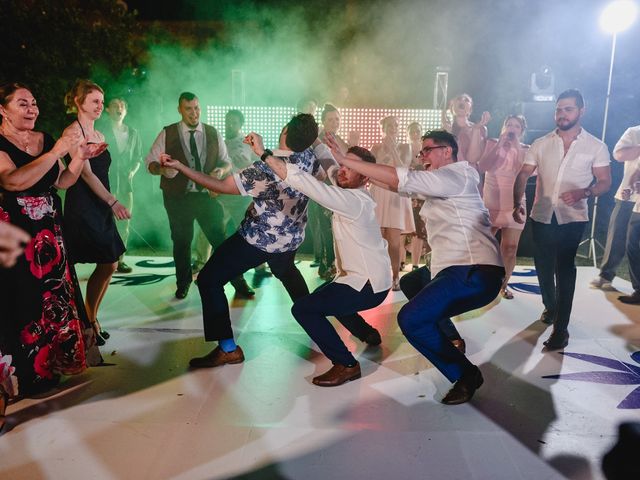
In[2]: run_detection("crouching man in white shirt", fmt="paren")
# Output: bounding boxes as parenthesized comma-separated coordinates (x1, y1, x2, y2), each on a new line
(246, 132, 392, 387)
(328, 130, 504, 404)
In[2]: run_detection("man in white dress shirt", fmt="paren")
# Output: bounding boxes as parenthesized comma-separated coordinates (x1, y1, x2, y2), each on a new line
(513, 89, 611, 349)
(145, 92, 252, 299)
(332, 130, 505, 405)
(252, 138, 392, 386)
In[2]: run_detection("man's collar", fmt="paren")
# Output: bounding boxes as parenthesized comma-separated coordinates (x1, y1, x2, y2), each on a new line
(180, 121, 203, 133)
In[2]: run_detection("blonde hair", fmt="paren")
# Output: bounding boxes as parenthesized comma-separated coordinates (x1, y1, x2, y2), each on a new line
(64, 79, 104, 114)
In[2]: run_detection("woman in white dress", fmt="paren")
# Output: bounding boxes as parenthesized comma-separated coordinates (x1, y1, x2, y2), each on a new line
(370, 116, 415, 290)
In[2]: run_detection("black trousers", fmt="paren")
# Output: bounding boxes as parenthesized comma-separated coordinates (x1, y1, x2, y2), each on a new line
(532, 216, 587, 332)
(163, 191, 226, 289)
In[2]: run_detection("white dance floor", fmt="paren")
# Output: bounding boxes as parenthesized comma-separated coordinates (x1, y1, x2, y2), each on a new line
(1, 258, 639, 479)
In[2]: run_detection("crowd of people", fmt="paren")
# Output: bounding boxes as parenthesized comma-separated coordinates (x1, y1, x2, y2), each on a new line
(2, 81, 640, 432)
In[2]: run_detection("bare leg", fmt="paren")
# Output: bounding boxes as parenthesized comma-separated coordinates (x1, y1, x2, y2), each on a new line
(410, 236, 424, 267)
(85, 262, 118, 334)
(500, 228, 523, 297)
(382, 227, 402, 286)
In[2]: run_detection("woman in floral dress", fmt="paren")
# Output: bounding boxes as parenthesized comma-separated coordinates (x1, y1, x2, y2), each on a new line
(0, 83, 102, 425)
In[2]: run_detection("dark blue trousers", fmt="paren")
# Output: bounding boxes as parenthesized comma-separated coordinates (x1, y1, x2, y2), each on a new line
(292, 281, 388, 366)
(397, 265, 503, 382)
(399, 266, 463, 341)
(198, 232, 309, 341)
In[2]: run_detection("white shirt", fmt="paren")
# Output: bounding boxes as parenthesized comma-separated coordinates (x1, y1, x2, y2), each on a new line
(281, 162, 392, 293)
(145, 121, 230, 192)
(524, 128, 610, 224)
(396, 162, 503, 276)
(613, 126, 640, 203)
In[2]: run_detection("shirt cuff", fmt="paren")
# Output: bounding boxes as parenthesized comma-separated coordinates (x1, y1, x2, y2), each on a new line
(396, 167, 409, 193)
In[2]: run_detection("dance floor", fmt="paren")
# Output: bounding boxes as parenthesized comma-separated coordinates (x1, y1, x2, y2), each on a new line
(1, 258, 639, 480)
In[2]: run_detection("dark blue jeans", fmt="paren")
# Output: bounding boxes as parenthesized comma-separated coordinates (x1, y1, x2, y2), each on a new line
(292, 282, 389, 366)
(399, 266, 463, 341)
(626, 212, 640, 292)
(397, 265, 504, 383)
(600, 199, 634, 281)
(531, 216, 587, 332)
(198, 232, 309, 341)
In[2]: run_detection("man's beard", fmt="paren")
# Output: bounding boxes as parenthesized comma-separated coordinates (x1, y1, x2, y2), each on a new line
(556, 118, 578, 131)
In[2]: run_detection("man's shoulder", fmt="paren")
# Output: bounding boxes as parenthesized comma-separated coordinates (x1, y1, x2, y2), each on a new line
(163, 122, 180, 132)
(530, 130, 557, 147)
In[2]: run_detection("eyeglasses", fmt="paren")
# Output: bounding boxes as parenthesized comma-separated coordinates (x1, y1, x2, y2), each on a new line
(416, 145, 447, 158)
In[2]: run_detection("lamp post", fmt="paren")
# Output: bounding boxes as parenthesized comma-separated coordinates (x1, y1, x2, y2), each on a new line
(582, 0, 637, 266)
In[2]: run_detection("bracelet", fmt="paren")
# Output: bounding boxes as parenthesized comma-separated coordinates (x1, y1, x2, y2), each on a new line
(260, 149, 273, 162)
(109, 199, 118, 208)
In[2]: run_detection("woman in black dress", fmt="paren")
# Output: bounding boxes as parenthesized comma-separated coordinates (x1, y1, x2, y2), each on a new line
(63, 80, 130, 346)
(0, 82, 103, 425)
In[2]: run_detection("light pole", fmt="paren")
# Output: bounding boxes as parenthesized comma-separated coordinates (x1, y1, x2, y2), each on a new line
(582, 0, 638, 266)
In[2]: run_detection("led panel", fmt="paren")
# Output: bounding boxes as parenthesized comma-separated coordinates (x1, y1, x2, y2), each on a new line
(207, 106, 443, 150)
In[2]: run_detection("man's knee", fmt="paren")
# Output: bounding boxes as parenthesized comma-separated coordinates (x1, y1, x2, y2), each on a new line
(397, 303, 420, 335)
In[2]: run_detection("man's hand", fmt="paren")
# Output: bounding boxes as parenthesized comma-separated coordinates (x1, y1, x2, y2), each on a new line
(560, 189, 588, 206)
(0, 221, 30, 268)
(158, 153, 180, 178)
(244, 132, 265, 157)
(322, 133, 347, 164)
(513, 205, 526, 224)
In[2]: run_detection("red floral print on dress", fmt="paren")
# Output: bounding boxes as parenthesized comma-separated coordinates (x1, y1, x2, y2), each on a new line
(0, 206, 9, 223)
(24, 229, 61, 279)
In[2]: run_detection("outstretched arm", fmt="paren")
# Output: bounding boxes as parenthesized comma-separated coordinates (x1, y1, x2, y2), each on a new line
(160, 154, 240, 194)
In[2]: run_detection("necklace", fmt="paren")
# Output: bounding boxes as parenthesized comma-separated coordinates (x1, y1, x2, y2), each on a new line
(0, 127, 31, 153)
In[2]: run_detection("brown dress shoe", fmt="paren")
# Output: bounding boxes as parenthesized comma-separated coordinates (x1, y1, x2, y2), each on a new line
(189, 346, 245, 369)
(442, 366, 484, 405)
(451, 338, 466, 354)
(312, 363, 361, 387)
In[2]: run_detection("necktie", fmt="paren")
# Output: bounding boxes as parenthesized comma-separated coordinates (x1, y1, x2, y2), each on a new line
(189, 130, 202, 172)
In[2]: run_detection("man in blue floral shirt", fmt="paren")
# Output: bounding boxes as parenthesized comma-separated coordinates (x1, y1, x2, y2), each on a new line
(161, 114, 323, 368)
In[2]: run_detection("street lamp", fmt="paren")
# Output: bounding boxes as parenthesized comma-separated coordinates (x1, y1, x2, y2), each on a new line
(582, 0, 638, 266)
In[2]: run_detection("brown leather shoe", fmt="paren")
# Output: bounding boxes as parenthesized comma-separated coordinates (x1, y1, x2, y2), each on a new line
(442, 366, 484, 405)
(451, 338, 466, 354)
(312, 363, 361, 387)
(189, 346, 245, 369)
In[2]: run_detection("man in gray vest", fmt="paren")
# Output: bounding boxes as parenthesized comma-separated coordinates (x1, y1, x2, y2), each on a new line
(146, 92, 253, 299)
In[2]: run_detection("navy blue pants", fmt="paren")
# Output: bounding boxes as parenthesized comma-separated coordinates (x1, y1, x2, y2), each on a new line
(397, 265, 503, 382)
(198, 232, 309, 341)
(292, 281, 388, 366)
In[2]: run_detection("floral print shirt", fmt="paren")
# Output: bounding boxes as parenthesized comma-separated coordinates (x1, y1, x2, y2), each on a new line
(233, 147, 320, 253)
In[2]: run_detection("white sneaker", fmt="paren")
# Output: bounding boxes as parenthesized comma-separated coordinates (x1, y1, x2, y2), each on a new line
(590, 276, 613, 290)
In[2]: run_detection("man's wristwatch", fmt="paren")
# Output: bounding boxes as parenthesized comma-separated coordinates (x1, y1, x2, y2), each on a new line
(584, 187, 593, 198)
(260, 149, 273, 162)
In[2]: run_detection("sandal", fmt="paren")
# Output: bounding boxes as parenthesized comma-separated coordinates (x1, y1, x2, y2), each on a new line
(501, 288, 514, 300)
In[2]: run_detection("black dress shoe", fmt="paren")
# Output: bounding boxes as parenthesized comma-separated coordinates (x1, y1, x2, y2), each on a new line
(619, 291, 640, 305)
(234, 283, 255, 299)
(362, 329, 382, 346)
(539, 309, 555, 325)
(543, 330, 569, 350)
(442, 366, 484, 405)
(175, 284, 190, 299)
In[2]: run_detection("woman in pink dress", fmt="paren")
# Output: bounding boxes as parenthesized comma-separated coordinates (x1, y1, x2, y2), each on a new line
(442, 93, 490, 166)
(370, 116, 415, 290)
(477, 115, 529, 299)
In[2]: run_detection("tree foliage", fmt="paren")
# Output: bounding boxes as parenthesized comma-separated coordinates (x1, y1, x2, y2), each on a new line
(0, 0, 139, 135)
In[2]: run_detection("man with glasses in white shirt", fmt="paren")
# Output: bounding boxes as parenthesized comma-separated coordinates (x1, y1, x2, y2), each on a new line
(513, 89, 611, 350)
(331, 129, 504, 405)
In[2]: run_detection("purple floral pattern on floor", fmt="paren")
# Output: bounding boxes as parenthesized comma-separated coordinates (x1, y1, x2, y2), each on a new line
(543, 351, 640, 409)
